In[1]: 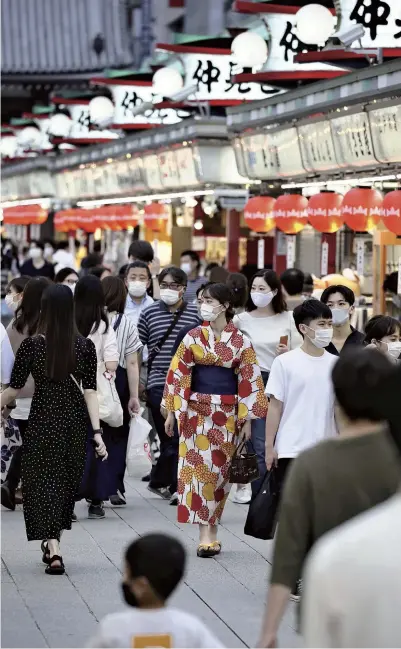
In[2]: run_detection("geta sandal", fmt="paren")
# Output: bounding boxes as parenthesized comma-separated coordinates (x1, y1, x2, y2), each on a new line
(196, 541, 222, 558)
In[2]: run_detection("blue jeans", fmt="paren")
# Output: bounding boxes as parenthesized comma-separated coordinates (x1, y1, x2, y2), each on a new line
(249, 370, 270, 496)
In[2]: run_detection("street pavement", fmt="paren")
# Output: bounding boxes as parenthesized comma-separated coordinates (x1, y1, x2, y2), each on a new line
(1, 478, 301, 648)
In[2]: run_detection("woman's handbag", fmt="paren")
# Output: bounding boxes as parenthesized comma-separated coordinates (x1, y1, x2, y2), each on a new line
(244, 468, 279, 540)
(229, 439, 259, 485)
(96, 362, 123, 427)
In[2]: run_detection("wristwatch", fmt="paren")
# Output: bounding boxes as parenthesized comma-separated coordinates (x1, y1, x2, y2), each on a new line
(93, 428, 103, 436)
(151, 274, 158, 280)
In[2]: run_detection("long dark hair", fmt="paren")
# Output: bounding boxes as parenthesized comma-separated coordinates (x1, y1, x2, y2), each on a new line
(13, 277, 53, 335)
(102, 275, 127, 314)
(37, 284, 79, 381)
(226, 273, 249, 310)
(202, 282, 235, 321)
(248, 270, 287, 314)
(75, 274, 109, 338)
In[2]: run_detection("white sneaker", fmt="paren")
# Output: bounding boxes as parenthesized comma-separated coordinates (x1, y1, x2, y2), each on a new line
(232, 484, 252, 504)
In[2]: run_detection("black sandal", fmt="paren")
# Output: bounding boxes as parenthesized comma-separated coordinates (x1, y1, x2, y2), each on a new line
(41, 540, 50, 565)
(45, 555, 65, 575)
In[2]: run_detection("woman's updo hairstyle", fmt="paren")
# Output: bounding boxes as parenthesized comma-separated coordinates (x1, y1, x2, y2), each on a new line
(202, 282, 235, 321)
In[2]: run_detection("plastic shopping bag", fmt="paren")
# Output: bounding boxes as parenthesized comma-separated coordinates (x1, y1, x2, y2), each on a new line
(126, 411, 153, 478)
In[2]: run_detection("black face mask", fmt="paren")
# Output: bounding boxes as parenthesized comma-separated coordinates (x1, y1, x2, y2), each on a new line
(121, 582, 138, 607)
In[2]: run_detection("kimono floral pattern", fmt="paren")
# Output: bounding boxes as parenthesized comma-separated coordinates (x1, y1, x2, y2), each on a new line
(163, 321, 268, 525)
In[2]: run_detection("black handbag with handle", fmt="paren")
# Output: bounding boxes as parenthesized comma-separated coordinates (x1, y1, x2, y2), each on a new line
(244, 468, 279, 540)
(229, 439, 259, 485)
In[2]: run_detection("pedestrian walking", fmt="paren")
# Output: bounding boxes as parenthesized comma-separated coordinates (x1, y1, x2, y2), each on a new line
(54, 266, 79, 293)
(124, 261, 154, 326)
(234, 270, 302, 498)
(102, 275, 142, 506)
(280, 268, 305, 310)
(1, 277, 52, 510)
(19, 240, 55, 280)
(75, 274, 119, 519)
(0, 284, 107, 575)
(128, 240, 160, 300)
(364, 314, 401, 361)
(320, 284, 364, 355)
(87, 533, 223, 648)
(180, 250, 207, 304)
(258, 349, 401, 647)
(137, 266, 199, 503)
(4, 276, 30, 314)
(163, 283, 268, 557)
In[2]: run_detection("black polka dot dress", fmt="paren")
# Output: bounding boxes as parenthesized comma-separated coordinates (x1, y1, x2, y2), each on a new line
(9, 335, 97, 542)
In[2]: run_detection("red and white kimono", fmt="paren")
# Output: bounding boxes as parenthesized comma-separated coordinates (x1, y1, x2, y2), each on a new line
(163, 321, 268, 525)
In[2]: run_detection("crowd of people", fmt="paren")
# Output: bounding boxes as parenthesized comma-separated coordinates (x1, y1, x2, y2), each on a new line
(1, 234, 401, 646)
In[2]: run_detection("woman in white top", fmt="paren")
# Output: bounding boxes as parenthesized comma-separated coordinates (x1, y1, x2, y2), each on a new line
(233, 270, 302, 495)
(75, 275, 119, 520)
(102, 276, 143, 506)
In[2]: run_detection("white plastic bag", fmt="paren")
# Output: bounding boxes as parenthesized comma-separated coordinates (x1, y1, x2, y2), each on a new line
(126, 411, 153, 478)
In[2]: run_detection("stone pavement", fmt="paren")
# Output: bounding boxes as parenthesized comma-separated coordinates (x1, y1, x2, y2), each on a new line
(1, 478, 302, 648)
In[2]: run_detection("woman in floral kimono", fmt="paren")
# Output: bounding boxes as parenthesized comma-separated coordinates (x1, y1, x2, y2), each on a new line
(163, 283, 268, 557)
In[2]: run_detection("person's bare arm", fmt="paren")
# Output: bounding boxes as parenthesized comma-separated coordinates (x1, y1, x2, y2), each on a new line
(126, 351, 140, 414)
(105, 360, 118, 372)
(265, 396, 283, 470)
(84, 389, 107, 459)
(258, 584, 291, 648)
(1, 386, 19, 408)
(149, 258, 160, 300)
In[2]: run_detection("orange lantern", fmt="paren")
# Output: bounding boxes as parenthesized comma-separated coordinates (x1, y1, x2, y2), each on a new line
(382, 190, 401, 235)
(3, 204, 48, 226)
(342, 187, 383, 231)
(273, 194, 308, 234)
(244, 196, 276, 233)
(54, 211, 68, 232)
(144, 202, 169, 233)
(79, 209, 97, 233)
(307, 191, 344, 233)
(116, 204, 139, 230)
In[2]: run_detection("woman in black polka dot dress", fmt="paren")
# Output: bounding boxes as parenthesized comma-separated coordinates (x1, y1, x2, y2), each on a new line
(1, 285, 108, 574)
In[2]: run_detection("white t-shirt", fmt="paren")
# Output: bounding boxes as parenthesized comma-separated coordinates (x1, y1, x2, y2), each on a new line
(89, 320, 119, 364)
(1, 323, 14, 384)
(233, 311, 302, 371)
(266, 347, 337, 458)
(87, 607, 224, 648)
(302, 493, 401, 648)
(52, 248, 76, 274)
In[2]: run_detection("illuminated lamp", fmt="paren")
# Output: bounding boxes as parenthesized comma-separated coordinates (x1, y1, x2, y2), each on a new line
(143, 202, 169, 232)
(152, 67, 183, 96)
(307, 191, 344, 233)
(244, 196, 276, 233)
(295, 4, 336, 45)
(273, 194, 308, 234)
(231, 31, 268, 68)
(89, 96, 115, 129)
(342, 187, 383, 231)
(382, 190, 401, 235)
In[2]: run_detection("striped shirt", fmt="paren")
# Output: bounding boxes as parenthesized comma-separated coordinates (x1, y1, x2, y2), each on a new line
(138, 301, 199, 388)
(184, 276, 207, 304)
(108, 312, 142, 369)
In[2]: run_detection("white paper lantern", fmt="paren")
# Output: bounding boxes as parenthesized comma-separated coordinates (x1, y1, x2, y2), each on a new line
(231, 32, 268, 68)
(48, 113, 72, 137)
(295, 4, 336, 45)
(17, 126, 42, 150)
(152, 67, 184, 97)
(0, 136, 18, 158)
(89, 96, 115, 128)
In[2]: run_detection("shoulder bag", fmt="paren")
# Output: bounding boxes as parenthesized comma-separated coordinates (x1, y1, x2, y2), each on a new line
(147, 305, 187, 376)
(96, 323, 123, 428)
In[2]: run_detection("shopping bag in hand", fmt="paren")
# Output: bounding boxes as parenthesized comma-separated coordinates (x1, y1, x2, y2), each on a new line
(126, 410, 153, 478)
(244, 468, 279, 540)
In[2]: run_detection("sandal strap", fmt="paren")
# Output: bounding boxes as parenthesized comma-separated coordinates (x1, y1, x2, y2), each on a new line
(48, 555, 64, 565)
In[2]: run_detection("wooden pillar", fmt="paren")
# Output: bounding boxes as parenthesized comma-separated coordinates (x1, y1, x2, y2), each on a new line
(226, 209, 240, 272)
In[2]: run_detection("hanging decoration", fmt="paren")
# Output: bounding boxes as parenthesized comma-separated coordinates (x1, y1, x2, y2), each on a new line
(152, 67, 184, 97)
(342, 187, 383, 231)
(54, 208, 85, 232)
(231, 32, 269, 68)
(115, 205, 140, 229)
(89, 96, 115, 129)
(382, 190, 401, 235)
(244, 196, 276, 233)
(3, 204, 48, 225)
(143, 202, 169, 232)
(273, 194, 309, 234)
(294, 4, 336, 45)
(307, 191, 344, 233)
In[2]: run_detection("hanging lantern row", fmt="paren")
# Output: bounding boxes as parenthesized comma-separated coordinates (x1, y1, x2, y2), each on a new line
(54, 205, 139, 232)
(244, 188, 401, 235)
(2, 204, 48, 225)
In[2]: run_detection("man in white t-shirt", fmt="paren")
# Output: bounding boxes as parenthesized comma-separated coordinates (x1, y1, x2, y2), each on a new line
(87, 533, 223, 648)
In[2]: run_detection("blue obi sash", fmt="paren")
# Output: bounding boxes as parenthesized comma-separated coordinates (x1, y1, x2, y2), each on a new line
(191, 365, 237, 396)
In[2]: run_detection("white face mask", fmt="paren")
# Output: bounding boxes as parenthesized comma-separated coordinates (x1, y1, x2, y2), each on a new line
(160, 288, 181, 306)
(5, 294, 18, 311)
(385, 341, 401, 359)
(251, 291, 275, 308)
(128, 281, 147, 298)
(180, 262, 192, 275)
(44, 245, 54, 257)
(29, 247, 42, 260)
(331, 307, 350, 326)
(200, 304, 223, 322)
(305, 326, 333, 349)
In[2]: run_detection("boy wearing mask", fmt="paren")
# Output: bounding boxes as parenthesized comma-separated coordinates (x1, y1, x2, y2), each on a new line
(19, 241, 55, 280)
(320, 285, 364, 356)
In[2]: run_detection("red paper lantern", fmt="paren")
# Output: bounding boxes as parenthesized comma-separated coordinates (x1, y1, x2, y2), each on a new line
(79, 209, 97, 233)
(116, 205, 139, 230)
(273, 194, 308, 234)
(144, 202, 169, 233)
(382, 190, 401, 235)
(3, 204, 48, 226)
(342, 187, 383, 231)
(307, 191, 344, 233)
(244, 196, 276, 233)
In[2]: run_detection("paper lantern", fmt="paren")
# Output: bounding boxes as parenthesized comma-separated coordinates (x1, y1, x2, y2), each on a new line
(382, 190, 401, 235)
(307, 191, 344, 233)
(3, 204, 48, 226)
(295, 4, 336, 45)
(48, 113, 72, 137)
(89, 96, 115, 129)
(231, 32, 268, 68)
(274, 194, 309, 234)
(116, 205, 139, 229)
(79, 209, 98, 233)
(244, 196, 276, 233)
(0, 135, 18, 158)
(144, 203, 169, 232)
(17, 127, 42, 150)
(152, 67, 184, 97)
(342, 187, 383, 231)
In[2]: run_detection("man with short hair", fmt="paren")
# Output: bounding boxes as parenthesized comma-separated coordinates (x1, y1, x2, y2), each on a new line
(19, 241, 55, 280)
(320, 284, 364, 356)
(259, 349, 400, 648)
(128, 240, 160, 299)
(124, 262, 154, 327)
(180, 250, 207, 304)
(137, 267, 199, 501)
(280, 268, 305, 310)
